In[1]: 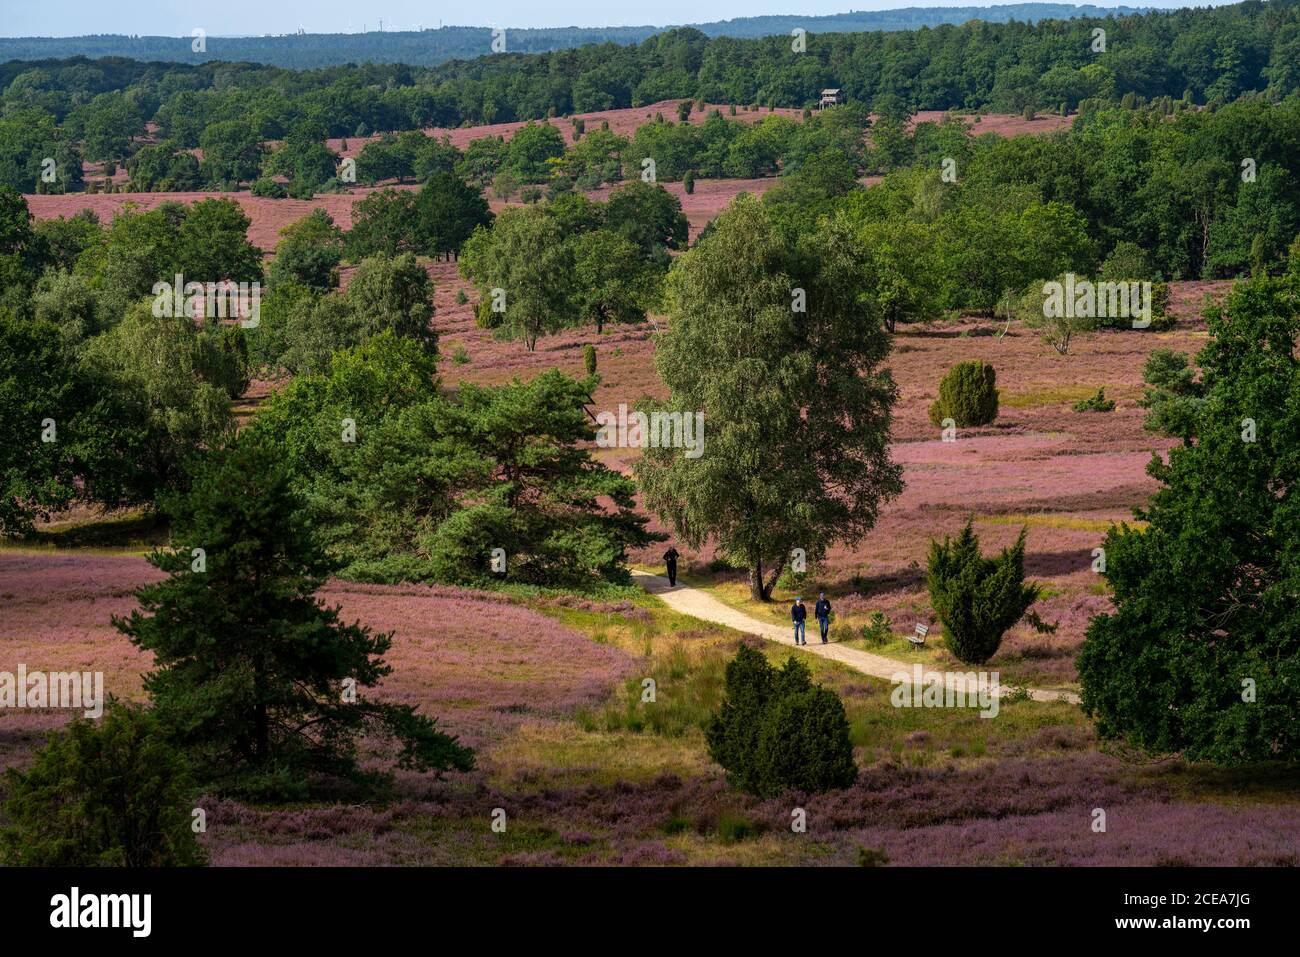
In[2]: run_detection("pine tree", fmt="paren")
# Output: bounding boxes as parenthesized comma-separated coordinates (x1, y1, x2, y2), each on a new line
(1079, 276, 1300, 762)
(114, 435, 474, 797)
(927, 519, 1039, 664)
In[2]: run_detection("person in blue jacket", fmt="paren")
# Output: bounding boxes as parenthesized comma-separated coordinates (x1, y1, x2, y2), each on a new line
(814, 593, 832, 644)
(791, 596, 807, 645)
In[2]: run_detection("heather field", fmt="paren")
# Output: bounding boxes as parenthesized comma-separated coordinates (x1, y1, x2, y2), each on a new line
(7, 263, 1297, 866)
(7, 76, 1297, 869)
(3, 548, 1297, 865)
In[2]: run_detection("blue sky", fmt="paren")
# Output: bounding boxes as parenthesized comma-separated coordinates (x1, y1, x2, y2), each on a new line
(2, 1, 1209, 38)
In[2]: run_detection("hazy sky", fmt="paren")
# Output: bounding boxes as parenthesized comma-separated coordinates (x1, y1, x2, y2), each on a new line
(2, 1, 1208, 38)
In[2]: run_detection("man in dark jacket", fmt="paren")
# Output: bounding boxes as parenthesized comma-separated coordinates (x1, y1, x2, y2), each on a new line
(663, 547, 679, 587)
(815, 593, 832, 644)
(791, 597, 807, 645)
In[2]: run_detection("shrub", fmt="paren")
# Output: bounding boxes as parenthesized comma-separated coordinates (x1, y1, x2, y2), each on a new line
(857, 846, 891, 866)
(1099, 241, 1156, 283)
(249, 177, 287, 198)
(0, 704, 207, 866)
(705, 645, 856, 797)
(717, 811, 757, 843)
(928, 361, 998, 427)
(455, 288, 469, 305)
(927, 519, 1040, 665)
(1072, 387, 1116, 412)
(583, 343, 597, 375)
(451, 344, 470, 365)
(859, 611, 893, 646)
(682, 169, 695, 195)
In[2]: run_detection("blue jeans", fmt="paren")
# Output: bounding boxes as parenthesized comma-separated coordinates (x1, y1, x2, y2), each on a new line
(793, 620, 806, 644)
(818, 616, 830, 642)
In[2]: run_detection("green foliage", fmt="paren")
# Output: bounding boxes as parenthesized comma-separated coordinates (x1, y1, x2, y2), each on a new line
(0, 704, 206, 867)
(459, 205, 576, 350)
(857, 846, 891, 866)
(414, 172, 493, 259)
(268, 209, 344, 291)
(262, 121, 340, 193)
(571, 229, 654, 334)
(928, 361, 999, 428)
(273, 253, 434, 374)
(249, 177, 288, 198)
(503, 121, 566, 183)
(0, 111, 83, 193)
(33, 210, 102, 273)
(126, 141, 201, 191)
(173, 198, 264, 285)
(199, 119, 264, 186)
(583, 343, 597, 375)
(77, 304, 239, 501)
(0, 185, 46, 296)
(113, 434, 475, 796)
(1072, 387, 1116, 412)
(604, 180, 689, 266)
(1100, 241, 1157, 283)
(0, 313, 80, 533)
(637, 195, 902, 601)
(346, 188, 418, 258)
(705, 645, 857, 797)
(926, 519, 1040, 665)
(1079, 276, 1300, 763)
(859, 611, 894, 646)
(1139, 348, 1205, 440)
(249, 339, 657, 588)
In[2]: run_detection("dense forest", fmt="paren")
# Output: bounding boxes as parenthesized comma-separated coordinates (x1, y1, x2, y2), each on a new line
(0, 1, 1295, 152)
(0, 6, 1149, 68)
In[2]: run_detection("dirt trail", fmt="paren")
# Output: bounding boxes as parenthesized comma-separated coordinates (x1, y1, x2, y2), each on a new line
(632, 570, 1081, 705)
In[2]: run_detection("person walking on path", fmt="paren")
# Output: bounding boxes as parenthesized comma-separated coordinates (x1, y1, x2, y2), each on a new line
(663, 547, 680, 587)
(814, 592, 832, 644)
(791, 596, 807, 645)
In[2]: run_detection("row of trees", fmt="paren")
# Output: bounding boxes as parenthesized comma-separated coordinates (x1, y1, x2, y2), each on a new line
(4, 1, 1299, 153)
(459, 181, 686, 349)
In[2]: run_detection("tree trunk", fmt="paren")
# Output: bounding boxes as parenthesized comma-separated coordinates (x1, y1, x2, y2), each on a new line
(763, 558, 784, 601)
(748, 555, 785, 601)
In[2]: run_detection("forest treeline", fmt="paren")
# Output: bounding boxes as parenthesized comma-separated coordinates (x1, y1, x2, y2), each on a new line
(0, 6, 1147, 69)
(1, 0, 1298, 149)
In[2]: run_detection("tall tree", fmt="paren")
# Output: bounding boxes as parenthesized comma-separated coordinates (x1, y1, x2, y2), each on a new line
(113, 435, 475, 796)
(458, 205, 577, 350)
(570, 229, 653, 334)
(637, 195, 902, 600)
(414, 172, 492, 261)
(1079, 276, 1300, 763)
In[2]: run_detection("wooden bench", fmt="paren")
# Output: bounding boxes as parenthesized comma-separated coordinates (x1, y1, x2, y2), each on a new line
(907, 623, 929, 648)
